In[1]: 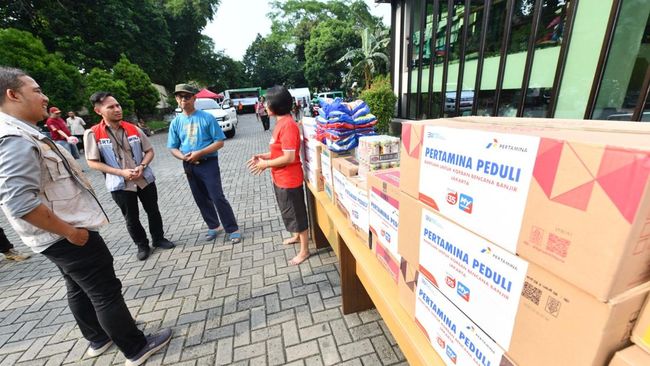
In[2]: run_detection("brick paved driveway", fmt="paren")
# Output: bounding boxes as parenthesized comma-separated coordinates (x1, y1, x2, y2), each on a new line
(0, 114, 407, 366)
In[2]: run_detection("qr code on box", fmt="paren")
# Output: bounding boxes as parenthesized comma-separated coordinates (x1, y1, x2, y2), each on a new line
(545, 296, 561, 317)
(546, 233, 570, 258)
(522, 282, 542, 305)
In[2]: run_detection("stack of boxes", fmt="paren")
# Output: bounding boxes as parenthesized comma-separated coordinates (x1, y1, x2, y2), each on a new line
(367, 169, 401, 283)
(615, 297, 650, 365)
(396, 118, 650, 366)
(301, 117, 324, 191)
(357, 135, 400, 178)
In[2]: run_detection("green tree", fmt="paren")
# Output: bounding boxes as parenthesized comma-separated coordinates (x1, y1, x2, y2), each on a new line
(0, 0, 225, 88)
(304, 19, 360, 90)
(163, 0, 222, 86)
(360, 75, 396, 135)
(0, 28, 84, 115)
(243, 34, 303, 88)
(1, 1, 173, 83)
(338, 28, 390, 89)
(84, 68, 134, 123)
(268, 0, 385, 90)
(113, 55, 160, 120)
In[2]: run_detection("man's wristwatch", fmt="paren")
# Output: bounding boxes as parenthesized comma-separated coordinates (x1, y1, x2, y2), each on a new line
(140, 163, 147, 169)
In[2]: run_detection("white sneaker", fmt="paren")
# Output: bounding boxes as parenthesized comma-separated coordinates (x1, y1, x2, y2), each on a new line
(86, 339, 113, 357)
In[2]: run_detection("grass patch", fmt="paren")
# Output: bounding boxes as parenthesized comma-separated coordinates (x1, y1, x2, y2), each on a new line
(145, 120, 169, 130)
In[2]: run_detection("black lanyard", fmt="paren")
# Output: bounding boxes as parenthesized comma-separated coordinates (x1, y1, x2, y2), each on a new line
(105, 125, 129, 156)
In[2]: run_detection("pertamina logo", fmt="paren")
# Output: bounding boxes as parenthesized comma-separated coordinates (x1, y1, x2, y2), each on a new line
(486, 137, 528, 152)
(457, 282, 470, 301)
(458, 194, 473, 214)
(480, 247, 492, 255)
(445, 276, 456, 288)
(447, 191, 458, 205)
(485, 138, 499, 149)
(446, 346, 458, 364)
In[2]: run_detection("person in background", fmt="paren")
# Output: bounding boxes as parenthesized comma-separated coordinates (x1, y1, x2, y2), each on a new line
(256, 96, 270, 131)
(46, 106, 79, 159)
(84, 91, 176, 261)
(0, 66, 172, 365)
(168, 83, 242, 244)
(66, 111, 86, 151)
(292, 99, 302, 122)
(237, 101, 243, 114)
(247, 85, 309, 265)
(0, 227, 30, 261)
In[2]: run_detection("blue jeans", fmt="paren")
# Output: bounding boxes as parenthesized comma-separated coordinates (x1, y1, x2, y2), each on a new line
(55, 140, 80, 159)
(183, 157, 239, 233)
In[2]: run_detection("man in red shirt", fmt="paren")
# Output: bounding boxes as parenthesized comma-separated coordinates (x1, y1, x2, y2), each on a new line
(46, 106, 80, 159)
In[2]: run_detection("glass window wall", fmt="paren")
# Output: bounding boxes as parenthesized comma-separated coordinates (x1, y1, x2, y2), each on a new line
(476, 0, 508, 115)
(593, 0, 650, 121)
(523, 0, 571, 117)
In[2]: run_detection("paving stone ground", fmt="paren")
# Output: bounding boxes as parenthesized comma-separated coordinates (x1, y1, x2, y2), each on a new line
(0, 114, 408, 366)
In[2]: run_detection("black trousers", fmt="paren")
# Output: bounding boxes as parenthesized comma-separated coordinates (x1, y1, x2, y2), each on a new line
(111, 182, 164, 247)
(0, 227, 13, 253)
(260, 115, 270, 131)
(41, 232, 146, 358)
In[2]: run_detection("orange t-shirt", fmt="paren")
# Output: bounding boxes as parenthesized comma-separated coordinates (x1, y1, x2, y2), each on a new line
(270, 115, 303, 188)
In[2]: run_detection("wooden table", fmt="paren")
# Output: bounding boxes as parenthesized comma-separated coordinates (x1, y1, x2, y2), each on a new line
(305, 183, 444, 366)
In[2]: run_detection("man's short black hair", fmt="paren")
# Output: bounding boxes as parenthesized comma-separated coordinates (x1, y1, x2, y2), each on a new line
(265, 86, 293, 116)
(89, 91, 113, 106)
(0, 67, 27, 106)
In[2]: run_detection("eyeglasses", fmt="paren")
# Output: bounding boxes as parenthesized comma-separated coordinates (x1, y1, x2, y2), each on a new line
(176, 94, 194, 101)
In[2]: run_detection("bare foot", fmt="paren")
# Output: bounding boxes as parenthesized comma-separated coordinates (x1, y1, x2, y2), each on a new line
(289, 252, 310, 265)
(283, 236, 300, 245)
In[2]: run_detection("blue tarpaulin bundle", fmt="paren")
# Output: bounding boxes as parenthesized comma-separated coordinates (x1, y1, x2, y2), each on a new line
(316, 98, 377, 152)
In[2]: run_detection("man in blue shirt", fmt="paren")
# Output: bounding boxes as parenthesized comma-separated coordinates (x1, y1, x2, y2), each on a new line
(167, 84, 241, 243)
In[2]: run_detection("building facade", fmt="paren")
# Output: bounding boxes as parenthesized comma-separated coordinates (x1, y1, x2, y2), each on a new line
(386, 0, 649, 121)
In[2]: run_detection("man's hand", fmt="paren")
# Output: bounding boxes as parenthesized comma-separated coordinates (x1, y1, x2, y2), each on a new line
(119, 168, 136, 180)
(185, 151, 203, 164)
(131, 165, 144, 180)
(66, 228, 89, 246)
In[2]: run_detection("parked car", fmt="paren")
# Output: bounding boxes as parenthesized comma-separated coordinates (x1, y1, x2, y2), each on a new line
(175, 98, 238, 138)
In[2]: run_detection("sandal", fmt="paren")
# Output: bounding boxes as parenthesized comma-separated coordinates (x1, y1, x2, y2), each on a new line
(229, 232, 242, 244)
(205, 228, 223, 241)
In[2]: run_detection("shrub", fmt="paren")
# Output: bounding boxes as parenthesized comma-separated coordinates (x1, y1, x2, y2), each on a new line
(360, 75, 396, 135)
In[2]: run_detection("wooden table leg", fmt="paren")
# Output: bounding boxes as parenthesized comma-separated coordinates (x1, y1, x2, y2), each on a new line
(339, 235, 374, 314)
(305, 185, 329, 249)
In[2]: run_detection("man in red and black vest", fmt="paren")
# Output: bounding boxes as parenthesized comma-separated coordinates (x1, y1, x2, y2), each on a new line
(84, 92, 175, 260)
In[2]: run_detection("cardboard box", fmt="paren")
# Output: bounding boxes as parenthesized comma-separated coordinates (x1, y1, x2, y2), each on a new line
(302, 138, 322, 169)
(357, 135, 401, 163)
(332, 168, 350, 217)
(415, 274, 513, 366)
(345, 176, 369, 243)
(333, 156, 359, 177)
(368, 169, 401, 282)
(320, 145, 353, 202)
(632, 298, 650, 353)
(300, 117, 317, 139)
(400, 118, 650, 300)
(398, 193, 650, 366)
(304, 163, 323, 191)
(407, 193, 529, 348)
(609, 345, 650, 366)
(398, 258, 417, 319)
